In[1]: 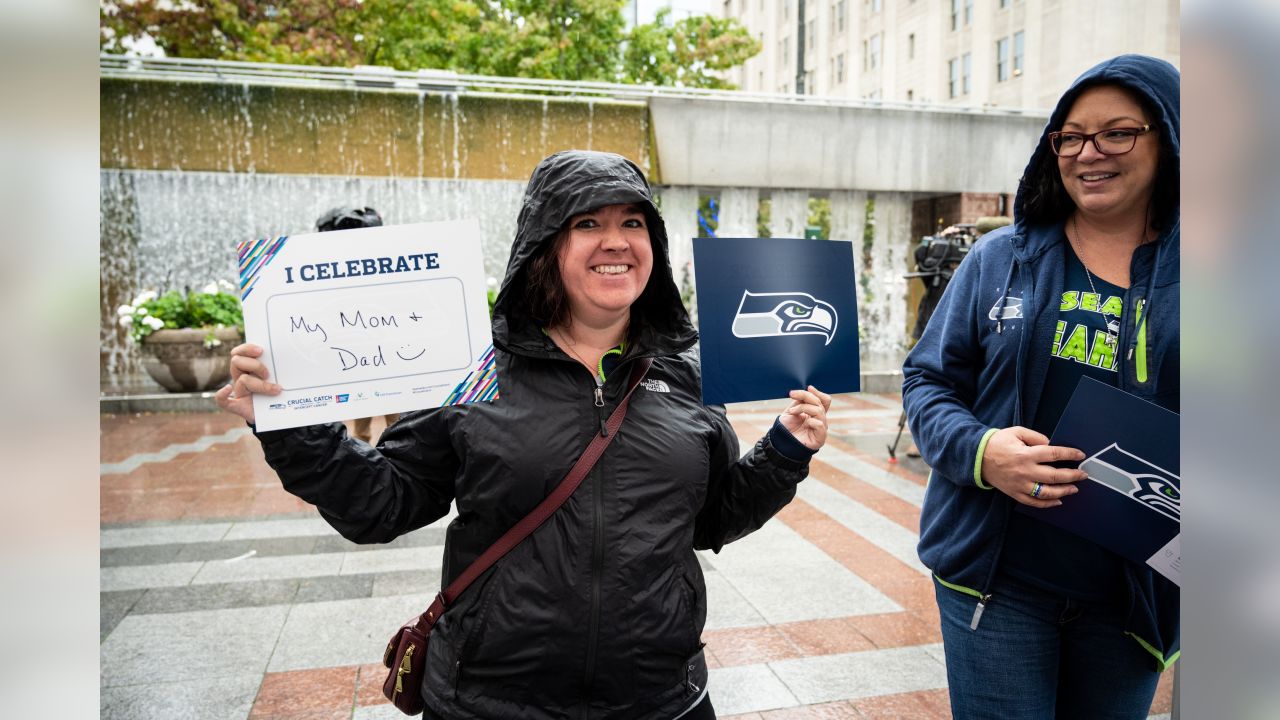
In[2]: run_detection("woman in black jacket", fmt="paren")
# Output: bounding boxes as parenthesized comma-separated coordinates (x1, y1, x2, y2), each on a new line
(216, 150, 830, 719)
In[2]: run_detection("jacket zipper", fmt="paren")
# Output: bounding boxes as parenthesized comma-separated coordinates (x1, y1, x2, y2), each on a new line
(582, 375, 607, 715)
(1126, 298, 1147, 383)
(594, 379, 607, 436)
(970, 592, 993, 630)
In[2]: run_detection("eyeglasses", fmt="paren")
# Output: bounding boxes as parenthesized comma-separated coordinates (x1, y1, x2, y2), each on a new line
(1047, 124, 1153, 157)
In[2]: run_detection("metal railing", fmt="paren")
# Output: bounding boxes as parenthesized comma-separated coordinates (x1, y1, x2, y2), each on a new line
(100, 54, 1048, 118)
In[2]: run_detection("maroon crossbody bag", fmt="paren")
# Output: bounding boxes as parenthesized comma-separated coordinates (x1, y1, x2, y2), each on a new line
(381, 358, 653, 715)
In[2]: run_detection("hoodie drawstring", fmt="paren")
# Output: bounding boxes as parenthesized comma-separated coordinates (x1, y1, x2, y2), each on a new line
(995, 260, 1017, 335)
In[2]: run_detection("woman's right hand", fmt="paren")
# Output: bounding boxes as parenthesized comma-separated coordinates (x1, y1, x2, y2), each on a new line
(980, 426, 1088, 508)
(214, 343, 282, 424)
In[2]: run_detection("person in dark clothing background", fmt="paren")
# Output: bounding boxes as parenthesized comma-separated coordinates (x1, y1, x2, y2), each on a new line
(217, 151, 831, 719)
(314, 205, 401, 444)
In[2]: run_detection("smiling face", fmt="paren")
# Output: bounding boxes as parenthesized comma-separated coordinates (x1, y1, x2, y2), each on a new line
(1057, 84, 1160, 224)
(556, 203, 654, 327)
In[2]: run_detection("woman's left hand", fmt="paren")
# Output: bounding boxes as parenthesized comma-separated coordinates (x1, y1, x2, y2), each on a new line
(780, 385, 832, 451)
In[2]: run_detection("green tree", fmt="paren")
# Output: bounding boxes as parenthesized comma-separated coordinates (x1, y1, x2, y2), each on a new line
(101, 0, 365, 66)
(623, 8, 760, 88)
(357, 0, 495, 72)
(101, 0, 760, 88)
(492, 0, 629, 81)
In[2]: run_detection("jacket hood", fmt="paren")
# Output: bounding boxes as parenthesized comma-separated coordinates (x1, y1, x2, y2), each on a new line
(1012, 54, 1180, 270)
(491, 150, 696, 358)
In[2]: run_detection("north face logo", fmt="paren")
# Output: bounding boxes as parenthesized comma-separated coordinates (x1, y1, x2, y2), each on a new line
(641, 379, 670, 393)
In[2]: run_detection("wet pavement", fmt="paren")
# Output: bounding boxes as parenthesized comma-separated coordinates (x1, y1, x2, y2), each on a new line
(100, 395, 1173, 719)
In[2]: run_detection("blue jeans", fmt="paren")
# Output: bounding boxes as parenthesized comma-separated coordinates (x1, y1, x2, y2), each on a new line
(934, 573, 1160, 719)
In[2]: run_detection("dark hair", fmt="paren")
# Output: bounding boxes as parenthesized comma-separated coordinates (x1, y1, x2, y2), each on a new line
(520, 229, 572, 329)
(316, 206, 383, 232)
(1021, 84, 1179, 232)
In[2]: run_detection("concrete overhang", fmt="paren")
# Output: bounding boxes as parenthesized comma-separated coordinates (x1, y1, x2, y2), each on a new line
(650, 97, 1049, 194)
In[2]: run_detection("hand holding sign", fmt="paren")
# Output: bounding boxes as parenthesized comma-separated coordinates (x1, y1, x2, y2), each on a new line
(215, 343, 280, 424)
(979, 426, 1088, 508)
(780, 385, 833, 450)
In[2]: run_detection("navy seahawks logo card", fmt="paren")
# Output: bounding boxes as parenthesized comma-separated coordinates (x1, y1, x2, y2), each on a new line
(1017, 376, 1181, 586)
(692, 237, 860, 405)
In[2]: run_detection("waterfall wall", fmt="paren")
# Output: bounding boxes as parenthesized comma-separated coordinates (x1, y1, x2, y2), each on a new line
(101, 72, 1015, 382)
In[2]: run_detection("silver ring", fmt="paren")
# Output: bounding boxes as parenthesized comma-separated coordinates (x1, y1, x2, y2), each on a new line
(1031, 482, 1043, 498)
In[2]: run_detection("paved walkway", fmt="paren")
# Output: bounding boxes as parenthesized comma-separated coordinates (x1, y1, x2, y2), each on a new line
(100, 395, 1173, 719)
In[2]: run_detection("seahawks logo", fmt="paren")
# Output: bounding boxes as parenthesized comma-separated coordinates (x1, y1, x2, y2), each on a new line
(988, 296, 1023, 321)
(1080, 443, 1180, 522)
(731, 290, 838, 346)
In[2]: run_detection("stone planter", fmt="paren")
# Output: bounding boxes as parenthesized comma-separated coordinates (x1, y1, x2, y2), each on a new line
(140, 327, 242, 393)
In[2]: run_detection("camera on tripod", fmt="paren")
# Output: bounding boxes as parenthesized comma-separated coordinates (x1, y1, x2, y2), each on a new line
(906, 224, 979, 289)
(888, 222, 983, 461)
(905, 224, 979, 343)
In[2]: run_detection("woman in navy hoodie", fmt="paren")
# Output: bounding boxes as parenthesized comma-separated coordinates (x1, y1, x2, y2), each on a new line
(902, 55, 1179, 719)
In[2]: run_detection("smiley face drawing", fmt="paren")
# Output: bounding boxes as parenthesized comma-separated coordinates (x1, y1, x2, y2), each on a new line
(395, 345, 426, 362)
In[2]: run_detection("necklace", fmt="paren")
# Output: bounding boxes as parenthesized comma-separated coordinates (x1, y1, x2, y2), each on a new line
(554, 327, 598, 374)
(1069, 216, 1119, 349)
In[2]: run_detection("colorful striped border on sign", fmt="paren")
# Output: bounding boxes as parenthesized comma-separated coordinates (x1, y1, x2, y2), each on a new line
(238, 236, 288, 301)
(444, 345, 499, 405)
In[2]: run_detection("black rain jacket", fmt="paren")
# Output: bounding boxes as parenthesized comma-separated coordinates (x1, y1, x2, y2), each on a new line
(255, 150, 810, 719)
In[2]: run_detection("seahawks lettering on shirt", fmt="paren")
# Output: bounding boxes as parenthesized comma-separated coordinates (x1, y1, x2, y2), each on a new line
(1050, 289, 1124, 371)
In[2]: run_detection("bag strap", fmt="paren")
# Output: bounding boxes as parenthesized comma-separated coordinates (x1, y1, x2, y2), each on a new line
(413, 357, 654, 631)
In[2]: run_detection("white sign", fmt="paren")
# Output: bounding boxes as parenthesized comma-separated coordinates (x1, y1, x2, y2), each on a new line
(238, 220, 496, 431)
(1146, 533, 1181, 587)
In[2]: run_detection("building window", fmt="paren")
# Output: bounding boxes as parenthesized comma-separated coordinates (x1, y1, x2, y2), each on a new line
(863, 40, 869, 71)
(807, 70, 816, 94)
(949, 57, 959, 97)
(908, 33, 915, 60)
(871, 0, 882, 12)
(808, 19, 816, 49)
(996, 37, 1010, 82)
(950, 0, 960, 30)
(869, 33, 881, 70)
(907, 89, 914, 101)
(758, 70, 764, 88)
(837, 53, 845, 83)
(1000, 0, 1009, 7)
(964, 0, 974, 25)
(837, 0, 846, 32)
(962, 52, 972, 94)
(1014, 31, 1025, 76)
(783, 0, 789, 21)
(782, 37, 789, 64)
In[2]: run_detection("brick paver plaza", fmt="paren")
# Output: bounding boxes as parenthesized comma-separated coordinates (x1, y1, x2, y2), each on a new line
(100, 394, 1173, 719)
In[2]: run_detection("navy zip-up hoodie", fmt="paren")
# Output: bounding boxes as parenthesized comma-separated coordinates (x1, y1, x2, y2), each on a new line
(902, 55, 1179, 671)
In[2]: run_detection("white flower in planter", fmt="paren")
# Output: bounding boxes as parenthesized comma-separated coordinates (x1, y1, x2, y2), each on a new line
(203, 337, 223, 350)
(144, 316, 165, 330)
(132, 290, 157, 306)
(137, 307, 149, 316)
(118, 315, 133, 328)
(202, 282, 219, 294)
(116, 304, 135, 316)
